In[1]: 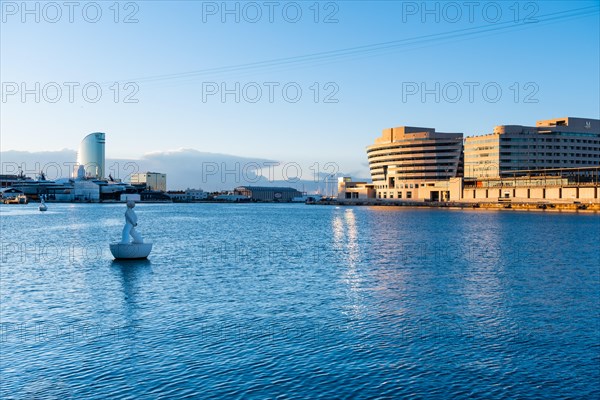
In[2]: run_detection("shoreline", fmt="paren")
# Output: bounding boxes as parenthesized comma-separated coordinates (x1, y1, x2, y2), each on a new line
(317, 201, 600, 214)
(312, 200, 600, 213)
(2, 200, 598, 213)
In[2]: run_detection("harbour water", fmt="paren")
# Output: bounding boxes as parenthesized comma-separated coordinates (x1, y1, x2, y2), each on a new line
(1, 203, 599, 398)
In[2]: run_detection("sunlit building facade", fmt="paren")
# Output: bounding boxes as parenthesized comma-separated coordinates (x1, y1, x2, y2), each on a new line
(76, 132, 106, 179)
(130, 172, 167, 192)
(366, 126, 463, 201)
(464, 117, 600, 178)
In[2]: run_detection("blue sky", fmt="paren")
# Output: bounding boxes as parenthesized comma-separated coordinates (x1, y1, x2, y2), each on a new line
(1, 0, 599, 176)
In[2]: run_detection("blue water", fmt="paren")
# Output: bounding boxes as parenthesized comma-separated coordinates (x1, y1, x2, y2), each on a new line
(1, 203, 599, 399)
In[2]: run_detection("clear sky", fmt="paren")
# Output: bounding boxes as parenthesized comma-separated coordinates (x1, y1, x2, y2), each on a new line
(1, 0, 599, 175)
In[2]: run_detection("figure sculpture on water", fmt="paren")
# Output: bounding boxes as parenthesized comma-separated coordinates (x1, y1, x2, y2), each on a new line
(121, 200, 144, 244)
(110, 200, 152, 259)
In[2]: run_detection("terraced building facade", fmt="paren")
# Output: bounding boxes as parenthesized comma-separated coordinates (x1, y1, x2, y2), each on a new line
(366, 126, 463, 201)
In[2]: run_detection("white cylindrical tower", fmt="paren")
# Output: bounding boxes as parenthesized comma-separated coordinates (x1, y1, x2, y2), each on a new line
(76, 132, 105, 179)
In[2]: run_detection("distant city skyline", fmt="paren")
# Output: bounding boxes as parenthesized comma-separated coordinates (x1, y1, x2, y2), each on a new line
(2, 1, 599, 171)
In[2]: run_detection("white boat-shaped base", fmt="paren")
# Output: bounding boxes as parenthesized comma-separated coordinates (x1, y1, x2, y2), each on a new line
(110, 242, 153, 259)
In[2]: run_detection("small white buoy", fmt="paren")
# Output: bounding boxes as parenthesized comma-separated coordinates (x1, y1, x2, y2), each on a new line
(39, 195, 48, 212)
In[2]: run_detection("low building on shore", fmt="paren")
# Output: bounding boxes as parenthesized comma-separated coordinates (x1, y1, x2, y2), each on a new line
(140, 190, 172, 202)
(338, 167, 600, 204)
(337, 177, 375, 200)
(166, 188, 209, 202)
(234, 186, 302, 202)
(214, 193, 250, 202)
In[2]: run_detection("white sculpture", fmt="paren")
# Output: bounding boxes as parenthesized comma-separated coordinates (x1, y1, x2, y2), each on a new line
(110, 200, 152, 259)
(121, 200, 143, 244)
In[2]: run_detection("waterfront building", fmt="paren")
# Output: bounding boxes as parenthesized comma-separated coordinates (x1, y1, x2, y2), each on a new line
(214, 193, 250, 202)
(464, 117, 600, 179)
(166, 188, 208, 202)
(338, 168, 600, 205)
(337, 177, 375, 200)
(291, 194, 323, 203)
(185, 188, 208, 201)
(366, 126, 463, 201)
(166, 190, 186, 202)
(130, 172, 167, 192)
(459, 167, 600, 203)
(234, 186, 302, 202)
(77, 132, 106, 179)
(140, 190, 172, 202)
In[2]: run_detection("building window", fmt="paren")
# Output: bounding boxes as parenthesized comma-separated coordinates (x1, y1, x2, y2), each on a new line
(407, 191, 412, 199)
(398, 192, 402, 199)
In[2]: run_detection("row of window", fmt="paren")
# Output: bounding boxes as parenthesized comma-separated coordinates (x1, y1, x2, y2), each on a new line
(367, 150, 460, 159)
(369, 155, 459, 162)
(499, 145, 599, 150)
(465, 145, 498, 151)
(375, 182, 435, 189)
(378, 191, 412, 199)
(372, 174, 456, 181)
(464, 137, 498, 145)
(465, 160, 497, 165)
(500, 159, 598, 164)
(501, 137, 599, 144)
(465, 153, 499, 158)
(370, 163, 456, 173)
(467, 152, 599, 159)
(367, 142, 461, 153)
(500, 153, 600, 158)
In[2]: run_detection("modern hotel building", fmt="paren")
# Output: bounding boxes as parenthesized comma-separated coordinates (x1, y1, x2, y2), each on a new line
(366, 126, 463, 201)
(464, 117, 600, 179)
(76, 132, 106, 179)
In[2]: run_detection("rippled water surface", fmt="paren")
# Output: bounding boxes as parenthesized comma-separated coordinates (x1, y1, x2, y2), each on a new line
(1, 203, 599, 398)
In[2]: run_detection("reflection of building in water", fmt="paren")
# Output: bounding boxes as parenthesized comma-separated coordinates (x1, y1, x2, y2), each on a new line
(332, 208, 364, 319)
(332, 208, 359, 259)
